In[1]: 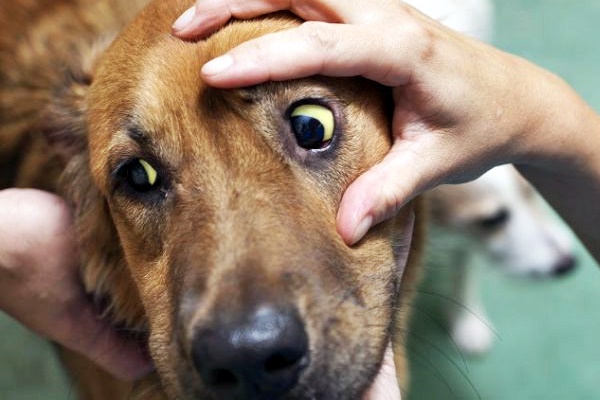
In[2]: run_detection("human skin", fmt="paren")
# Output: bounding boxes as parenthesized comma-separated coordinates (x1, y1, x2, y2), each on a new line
(0, 188, 153, 381)
(172, 0, 600, 263)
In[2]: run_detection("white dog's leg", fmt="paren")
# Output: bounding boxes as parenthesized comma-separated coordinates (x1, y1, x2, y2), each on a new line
(448, 256, 495, 355)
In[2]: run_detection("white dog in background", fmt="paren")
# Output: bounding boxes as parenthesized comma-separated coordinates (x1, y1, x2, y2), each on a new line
(404, 0, 577, 355)
(429, 166, 576, 354)
(403, 0, 495, 42)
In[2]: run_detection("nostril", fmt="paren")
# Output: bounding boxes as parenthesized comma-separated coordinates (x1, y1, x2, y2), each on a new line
(553, 255, 578, 276)
(206, 368, 239, 389)
(264, 350, 306, 374)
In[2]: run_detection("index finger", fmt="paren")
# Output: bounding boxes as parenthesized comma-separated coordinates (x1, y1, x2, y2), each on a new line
(172, 0, 392, 38)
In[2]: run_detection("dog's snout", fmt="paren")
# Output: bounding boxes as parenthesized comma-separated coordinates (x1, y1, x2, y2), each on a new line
(192, 304, 309, 399)
(553, 254, 578, 276)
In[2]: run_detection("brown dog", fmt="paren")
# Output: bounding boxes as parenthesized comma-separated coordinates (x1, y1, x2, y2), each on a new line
(1, 0, 424, 398)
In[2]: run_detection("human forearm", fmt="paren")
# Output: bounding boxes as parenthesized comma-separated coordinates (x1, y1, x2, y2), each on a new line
(515, 82, 600, 260)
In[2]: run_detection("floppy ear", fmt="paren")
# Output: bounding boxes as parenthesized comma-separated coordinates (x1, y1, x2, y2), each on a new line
(40, 38, 111, 162)
(42, 43, 147, 332)
(61, 156, 147, 331)
(391, 199, 427, 392)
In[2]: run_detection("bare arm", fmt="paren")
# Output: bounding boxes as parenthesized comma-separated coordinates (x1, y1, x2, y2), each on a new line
(515, 85, 600, 261)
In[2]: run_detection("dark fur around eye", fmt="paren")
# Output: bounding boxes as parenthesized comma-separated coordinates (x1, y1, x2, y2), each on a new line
(476, 208, 510, 231)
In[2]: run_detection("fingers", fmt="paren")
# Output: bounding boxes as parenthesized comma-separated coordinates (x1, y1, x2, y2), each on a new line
(173, 1, 298, 39)
(363, 345, 401, 400)
(172, 0, 392, 38)
(200, 21, 414, 88)
(336, 142, 439, 245)
(174, 0, 422, 89)
(0, 189, 76, 274)
(173, 1, 291, 38)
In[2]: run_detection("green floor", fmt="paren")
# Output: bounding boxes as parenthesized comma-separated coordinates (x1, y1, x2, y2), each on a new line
(408, 247, 600, 400)
(2, 0, 600, 399)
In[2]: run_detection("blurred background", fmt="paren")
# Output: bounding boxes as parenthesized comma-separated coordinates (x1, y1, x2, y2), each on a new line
(407, 0, 600, 399)
(2, 0, 600, 399)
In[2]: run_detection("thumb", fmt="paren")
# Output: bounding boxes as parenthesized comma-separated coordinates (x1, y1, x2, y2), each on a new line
(363, 345, 402, 400)
(337, 143, 438, 245)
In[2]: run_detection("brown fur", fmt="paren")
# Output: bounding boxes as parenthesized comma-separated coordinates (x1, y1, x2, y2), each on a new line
(1, 0, 424, 399)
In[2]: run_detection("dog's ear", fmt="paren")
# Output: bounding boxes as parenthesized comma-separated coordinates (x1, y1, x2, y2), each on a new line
(40, 74, 90, 161)
(40, 38, 114, 161)
(61, 154, 147, 330)
(43, 39, 147, 331)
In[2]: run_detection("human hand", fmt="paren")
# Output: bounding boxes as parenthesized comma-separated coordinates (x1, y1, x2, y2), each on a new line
(0, 189, 153, 381)
(173, 0, 576, 245)
(363, 345, 402, 400)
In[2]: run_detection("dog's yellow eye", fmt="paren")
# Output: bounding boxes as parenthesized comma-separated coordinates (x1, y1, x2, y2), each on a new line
(120, 159, 160, 192)
(290, 104, 334, 149)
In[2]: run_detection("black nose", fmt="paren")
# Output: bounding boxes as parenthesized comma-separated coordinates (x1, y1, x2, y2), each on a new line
(192, 305, 309, 399)
(553, 254, 577, 276)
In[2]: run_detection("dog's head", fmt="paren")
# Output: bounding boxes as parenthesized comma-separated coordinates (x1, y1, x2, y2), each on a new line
(50, 1, 419, 398)
(431, 165, 576, 277)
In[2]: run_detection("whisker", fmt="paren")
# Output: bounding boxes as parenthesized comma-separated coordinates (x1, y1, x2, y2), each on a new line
(406, 288, 500, 339)
(409, 303, 469, 372)
(407, 342, 460, 400)
(407, 332, 483, 400)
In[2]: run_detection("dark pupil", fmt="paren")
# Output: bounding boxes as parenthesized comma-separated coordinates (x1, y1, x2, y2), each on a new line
(478, 208, 510, 230)
(291, 115, 325, 149)
(125, 162, 154, 192)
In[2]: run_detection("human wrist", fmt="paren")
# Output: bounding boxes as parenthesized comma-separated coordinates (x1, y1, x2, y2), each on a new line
(509, 61, 600, 177)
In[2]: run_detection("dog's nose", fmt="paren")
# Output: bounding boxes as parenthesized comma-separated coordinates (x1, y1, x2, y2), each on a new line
(553, 254, 577, 276)
(192, 304, 309, 399)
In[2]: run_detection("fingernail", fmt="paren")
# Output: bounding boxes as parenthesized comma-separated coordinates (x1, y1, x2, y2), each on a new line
(202, 55, 234, 76)
(172, 6, 196, 32)
(350, 215, 373, 245)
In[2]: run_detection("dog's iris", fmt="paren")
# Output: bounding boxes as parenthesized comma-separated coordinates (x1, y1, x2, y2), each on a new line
(290, 104, 334, 149)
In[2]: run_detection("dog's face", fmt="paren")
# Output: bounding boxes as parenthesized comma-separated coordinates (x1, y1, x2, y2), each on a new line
(431, 165, 575, 276)
(69, 3, 416, 399)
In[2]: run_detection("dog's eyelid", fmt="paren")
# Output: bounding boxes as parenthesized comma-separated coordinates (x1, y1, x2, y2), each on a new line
(126, 125, 151, 145)
(236, 88, 260, 103)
